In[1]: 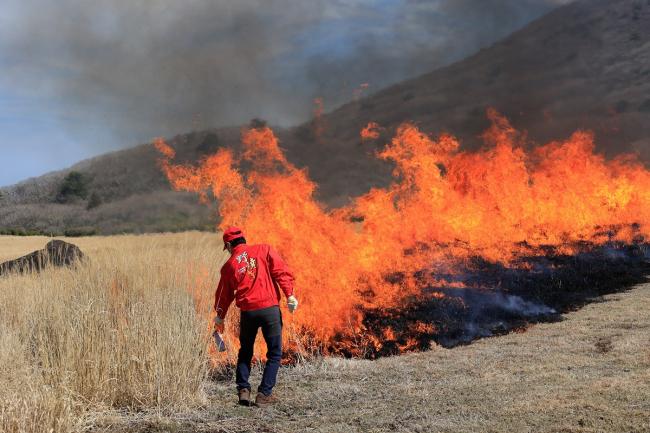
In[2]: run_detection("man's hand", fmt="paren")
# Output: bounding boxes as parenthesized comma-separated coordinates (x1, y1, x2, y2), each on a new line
(287, 295, 298, 313)
(213, 315, 224, 331)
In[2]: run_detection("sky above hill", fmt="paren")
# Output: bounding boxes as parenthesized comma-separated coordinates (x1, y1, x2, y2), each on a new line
(0, 0, 571, 186)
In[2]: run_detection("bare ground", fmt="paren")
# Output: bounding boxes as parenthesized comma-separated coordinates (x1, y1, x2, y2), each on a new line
(95, 281, 650, 433)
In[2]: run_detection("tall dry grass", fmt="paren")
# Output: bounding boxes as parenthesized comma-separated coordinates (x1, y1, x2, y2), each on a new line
(0, 232, 228, 432)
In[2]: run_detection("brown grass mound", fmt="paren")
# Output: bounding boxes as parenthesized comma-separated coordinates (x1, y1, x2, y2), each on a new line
(0, 240, 84, 276)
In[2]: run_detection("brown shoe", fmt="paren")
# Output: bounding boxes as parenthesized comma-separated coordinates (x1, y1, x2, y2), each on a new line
(238, 388, 251, 406)
(254, 392, 278, 407)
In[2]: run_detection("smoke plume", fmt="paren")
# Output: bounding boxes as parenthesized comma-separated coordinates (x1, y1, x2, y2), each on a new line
(0, 0, 572, 148)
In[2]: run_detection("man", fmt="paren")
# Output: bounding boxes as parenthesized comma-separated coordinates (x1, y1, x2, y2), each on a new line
(214, 226, 299, 407)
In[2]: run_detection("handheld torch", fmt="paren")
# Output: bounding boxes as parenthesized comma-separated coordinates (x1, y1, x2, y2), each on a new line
(213, 330, 227, 352)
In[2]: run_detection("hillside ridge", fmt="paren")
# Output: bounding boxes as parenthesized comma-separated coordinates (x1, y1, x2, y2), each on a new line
(1, 0, 649, 234)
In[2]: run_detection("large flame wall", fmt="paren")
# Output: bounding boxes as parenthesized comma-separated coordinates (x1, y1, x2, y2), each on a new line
(156, 110, 650, 354)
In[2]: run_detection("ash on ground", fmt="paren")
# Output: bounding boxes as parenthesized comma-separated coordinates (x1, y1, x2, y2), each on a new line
(330, 242, 649, 358)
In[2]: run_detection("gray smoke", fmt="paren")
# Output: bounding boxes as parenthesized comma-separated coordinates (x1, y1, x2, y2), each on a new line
(459, 291, 556, 342)
(0, 0, 573, 149)
(492, 293, 556, 316)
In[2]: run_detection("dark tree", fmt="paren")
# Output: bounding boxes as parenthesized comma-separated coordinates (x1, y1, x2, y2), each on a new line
(57, 171, 89, 203)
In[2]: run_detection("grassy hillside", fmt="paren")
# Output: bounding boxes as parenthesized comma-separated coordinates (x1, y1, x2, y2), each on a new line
(0, 130, 241, 235)
(1, 0, 649, 232)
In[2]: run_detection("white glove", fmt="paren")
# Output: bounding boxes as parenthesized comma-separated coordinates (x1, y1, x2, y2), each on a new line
(287, 295, 298, 313)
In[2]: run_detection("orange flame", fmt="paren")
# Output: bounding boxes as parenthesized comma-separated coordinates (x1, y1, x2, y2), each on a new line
(156, 110, 650, 355)
(360, 122, 381, 141)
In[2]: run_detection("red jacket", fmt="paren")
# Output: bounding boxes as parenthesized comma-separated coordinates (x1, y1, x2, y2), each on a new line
(215, 243, 294, 318)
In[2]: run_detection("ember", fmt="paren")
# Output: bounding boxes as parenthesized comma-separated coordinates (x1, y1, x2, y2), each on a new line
(156, 110, 650, 359)
(360, 121, 381, 141)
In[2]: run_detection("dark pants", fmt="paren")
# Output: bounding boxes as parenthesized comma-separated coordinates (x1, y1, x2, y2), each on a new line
(236, 305, 283, 396)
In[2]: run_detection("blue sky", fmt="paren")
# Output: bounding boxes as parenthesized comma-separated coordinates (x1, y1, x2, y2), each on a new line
(0, 0, 568, 187)
(0, 89, 119, 183)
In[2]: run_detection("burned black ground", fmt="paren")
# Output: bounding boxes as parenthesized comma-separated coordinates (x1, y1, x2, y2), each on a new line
(331, 242, 650, 358)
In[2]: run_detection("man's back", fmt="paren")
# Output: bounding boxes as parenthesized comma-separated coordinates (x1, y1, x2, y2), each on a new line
(216, 243, 294, 315)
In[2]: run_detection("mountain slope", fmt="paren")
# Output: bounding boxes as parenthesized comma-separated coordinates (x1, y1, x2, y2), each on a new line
(1, 0, 649, 234)
(280, 0, 650, 204)
(0, 130, 242, 234)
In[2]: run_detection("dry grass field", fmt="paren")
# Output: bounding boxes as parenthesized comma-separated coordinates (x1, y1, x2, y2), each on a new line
(1, 233, 649, 433)
(0, 233, 226, 432)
